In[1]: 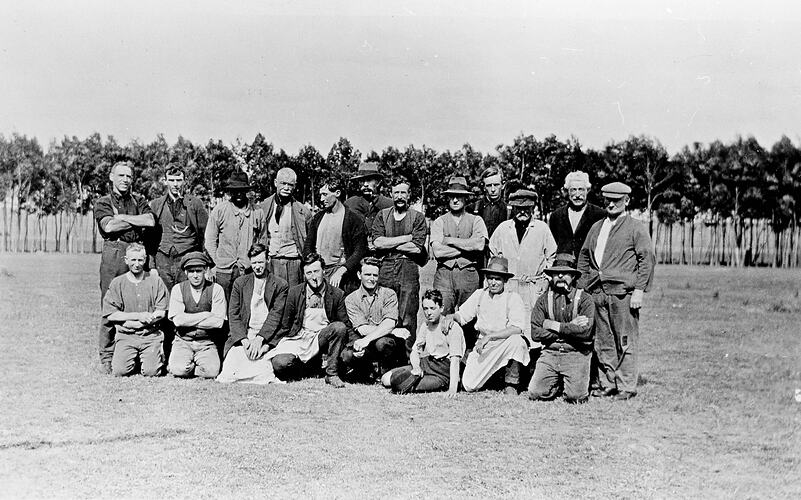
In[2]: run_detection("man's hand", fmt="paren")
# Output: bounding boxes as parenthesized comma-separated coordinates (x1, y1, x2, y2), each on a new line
(630, 289, 644, 309)
(353, 338, 369, 352)
(570, 315, 589, 327)
(247, 336, 265, 360)
(206, 267, 216, 281)
(138, 311, 157, 324)
(410, 366, 423, 377)
(148, 268, 160, 279)
(475, 335, 491, 355)
(330, 267, 347, 288)
(445, 389, 457, 399)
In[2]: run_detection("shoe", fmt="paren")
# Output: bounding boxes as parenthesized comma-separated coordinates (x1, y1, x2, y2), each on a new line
(325, 375, 345, 388)
(98, 361, 112, 375)
(503, 386, 519, 396)
(613, 391, 636, 401)
(591, 388, 616, 398)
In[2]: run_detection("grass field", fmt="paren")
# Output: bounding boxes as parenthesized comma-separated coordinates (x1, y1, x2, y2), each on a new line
(0, 254, 799, 499)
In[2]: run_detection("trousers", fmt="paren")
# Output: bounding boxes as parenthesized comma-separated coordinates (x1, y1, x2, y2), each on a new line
(433, 265, 479, 315)
(379, 258, 420, 351)
(168, 336, 221, 379)
(528, 348, 591, 402)
(592, 290, 639, 394)
(270, 256, 302, 288)
(270, 321, 348, 379)
(112, 332, 164, 377)
(340, 334, 405, 377)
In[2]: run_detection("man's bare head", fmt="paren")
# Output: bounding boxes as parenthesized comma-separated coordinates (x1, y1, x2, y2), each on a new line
(109, 161, 134, 194)
(275, 167, 298, 199)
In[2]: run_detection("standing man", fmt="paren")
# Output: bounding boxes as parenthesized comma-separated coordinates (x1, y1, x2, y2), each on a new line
(528, 254, 595, 404)
(578, 182, 655, 400)
(216, 244, 289, 384)
(205, 170, 266, 302)
(345, 162, 393, 238)
(167, 252, 226, 379)
(148, 164, 208, 291)
(372, 178, 428, 348)
(103, 243, 169, 377)
(269, 253, 351, 388)
(430, 176, 488, 314)
(454, 257, 530, 395)
(304, 177, 368, 294)
(489, 189, 557, 338)
(341, 257, 409, 381)
(258, 167, 312, 288)
(468, 166, 508, 244)
(549, 171, 606, 260)
(94, 160, 155, 373)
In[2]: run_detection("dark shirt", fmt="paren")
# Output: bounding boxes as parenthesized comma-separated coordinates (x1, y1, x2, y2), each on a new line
(469, 196, 508, 240)
(345, 194, 393, 232)
(94, 191, 153, 243)
(531, 287, 595, 353)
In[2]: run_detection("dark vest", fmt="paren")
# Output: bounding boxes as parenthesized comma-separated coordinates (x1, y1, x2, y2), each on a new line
(157, 199, 197, 255)
(176, 280, 216, 340)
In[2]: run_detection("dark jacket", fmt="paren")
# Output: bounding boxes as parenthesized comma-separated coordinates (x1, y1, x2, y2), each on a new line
(147, 194, 208, 258)
(548, 203, 607, 259)
(257, 195, 312, 254)
(468, 196, 508, 240)
(225, 273, 289, 356)
(530, 287, 595, 353)
(277, 281, 353, 340)
(304, 206, 368, 276)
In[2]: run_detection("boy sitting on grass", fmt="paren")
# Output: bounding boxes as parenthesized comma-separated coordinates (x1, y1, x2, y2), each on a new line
(382, 289, 464, 396)
(103, 243, 169, 377)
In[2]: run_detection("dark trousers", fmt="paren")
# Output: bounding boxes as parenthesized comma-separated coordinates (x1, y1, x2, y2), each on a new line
(271, 321, 348, 379)
(155, 249, 190, 292)
(215, 265, 249, 304)
(592, 290, 639, 394)
(528, 348, 591, 402)
(379, 258, 420, 352)
(341, 334, 404, 378)
(98, 240, 149, 364)
(433, 265, 479, 315)
(270, 256, 302, 288)
(390, 356, 452, 393)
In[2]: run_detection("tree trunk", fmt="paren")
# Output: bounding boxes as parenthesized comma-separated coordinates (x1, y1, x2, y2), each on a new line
(23, 211, 29, 252)
(92, 209, 98, 253)
(2, 198, 7, 252)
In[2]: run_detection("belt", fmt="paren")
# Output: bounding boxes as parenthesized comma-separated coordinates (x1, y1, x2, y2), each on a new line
(271, 255, 301, 260)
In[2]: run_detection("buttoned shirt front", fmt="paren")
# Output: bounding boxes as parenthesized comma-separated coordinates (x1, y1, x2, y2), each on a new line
(345, 285, 398, 329)
(204, 201, 265, 271)
(489, 219, 557, 279)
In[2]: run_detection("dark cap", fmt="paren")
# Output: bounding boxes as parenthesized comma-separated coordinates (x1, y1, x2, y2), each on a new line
(508, 189, 538, 207)
(180, 251, 212, 270)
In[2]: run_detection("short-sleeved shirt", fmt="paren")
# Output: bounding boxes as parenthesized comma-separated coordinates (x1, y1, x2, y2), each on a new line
(457, 288, 526, 337)
(345, 285, 398, 329)
(94, 191, 153, 242)
(167, 282, 227, 323)
(413, 320, 465, 359)
(102, 273, 169, 334)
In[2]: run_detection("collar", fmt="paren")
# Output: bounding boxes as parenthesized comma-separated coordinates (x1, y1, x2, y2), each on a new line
(357, 285, 381, 299)
(568, 204, 586, 213)
(306, 282, 326, 297)
(551, 285, 577, 301)
(112, 189, 132, 201)
(167, 193, 184, 204)
(230, 201, 251, 217)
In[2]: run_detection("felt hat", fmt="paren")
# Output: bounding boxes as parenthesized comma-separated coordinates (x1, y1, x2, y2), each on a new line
(601, 182, 631, 199)
(351, 162, 384, 180)
(479, 256, 515, 279)
(224, 171, 252, 191)
(442, 176, 473, 197)
(508, 189, 539, 207)
(180, 251, 212, 270)
(544, 253, 582, 277)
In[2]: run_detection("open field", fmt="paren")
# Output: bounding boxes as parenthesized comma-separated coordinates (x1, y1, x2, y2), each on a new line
(0, 254, 800, 498)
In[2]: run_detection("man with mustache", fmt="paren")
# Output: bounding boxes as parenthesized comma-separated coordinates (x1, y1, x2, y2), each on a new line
(372, 178, 428, 350)
(94, 161, 156, 373)
(578, 182, 655, 400)
(548, 171, 606, 260)
(257, 167, 312, 287)
(489, 189, 557, 339)
(304, 177, 368, 294)
(528, 254, 595, 403)
(345, 162, 393, 241)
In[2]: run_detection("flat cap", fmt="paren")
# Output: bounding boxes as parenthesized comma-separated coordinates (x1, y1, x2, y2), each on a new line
(508, 189, 538, 207)
(180, 251, 212, 269)
(601, 182, 631, 199)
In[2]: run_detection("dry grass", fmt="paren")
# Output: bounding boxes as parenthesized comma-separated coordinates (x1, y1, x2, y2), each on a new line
(0, 254, 799, 498)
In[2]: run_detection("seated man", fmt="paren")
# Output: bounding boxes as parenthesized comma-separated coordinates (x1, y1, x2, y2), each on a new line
(103, 243, 169, 377)
(167, 252, 226, 379)
(268, 253, 351, 388)
(528, 254, 596, 403)
(216, 243, 289, 384)
(341, 257, 409, 381)
(454, 256, 529, 395)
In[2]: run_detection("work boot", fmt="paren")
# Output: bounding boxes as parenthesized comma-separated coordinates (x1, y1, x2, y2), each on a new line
(325, 375, 346, 388)
(503, 386, 519, 396)
(613, 391, 636, 401)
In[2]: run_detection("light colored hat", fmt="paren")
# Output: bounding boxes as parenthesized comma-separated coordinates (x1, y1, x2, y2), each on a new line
(351, 162, 384, 180)
(601, 182, 631, 199)
(442, 176, 472, 196)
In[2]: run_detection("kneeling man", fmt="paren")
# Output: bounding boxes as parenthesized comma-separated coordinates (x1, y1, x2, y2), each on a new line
(217, 243, 289, 384)
(103, 243, 169, 377)
(341, 257, 409, 381)
(270, 253, 351, 388)
(167, 252, 226, 379)
(528, 254, 595, 403)
(454, 257, 529, 394)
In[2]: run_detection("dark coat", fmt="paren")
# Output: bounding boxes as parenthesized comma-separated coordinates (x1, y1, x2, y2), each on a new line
(548, 203, 607, 259)
(277, 281, 353, 340)
(225, 273, 289, 356)
(304, 206, 368, 279)
(146, 194, 208, 257)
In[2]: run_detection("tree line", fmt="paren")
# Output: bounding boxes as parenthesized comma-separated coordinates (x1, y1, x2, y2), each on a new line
(1, 131, 800, 267)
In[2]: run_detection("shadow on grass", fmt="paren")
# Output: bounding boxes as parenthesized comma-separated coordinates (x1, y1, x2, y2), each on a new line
(0, 428, 188, 451)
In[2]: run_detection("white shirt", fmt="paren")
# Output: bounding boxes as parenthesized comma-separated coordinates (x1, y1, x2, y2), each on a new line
(456, 288, 526, 336)
(568, 206, 586, 233)
(247, 278, 269, 338)
(489, 219, 557, 279)
(594, 218, 618, 266)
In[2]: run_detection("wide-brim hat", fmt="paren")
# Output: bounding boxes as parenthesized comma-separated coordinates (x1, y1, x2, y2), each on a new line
(180, 251, 212, 270)
(479, 256, 515, 279)
(225, 171, 252, 191)
(601, 181, 631, 200)
(544, 253, 582, 277)
(442, 176, 472, 196)
(351, 162, 384, 180)
(508, 189, 538, 207)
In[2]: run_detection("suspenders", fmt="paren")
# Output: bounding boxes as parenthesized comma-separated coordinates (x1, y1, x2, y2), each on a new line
(475, 289, 511, 325)
(546, 289, 582, 321)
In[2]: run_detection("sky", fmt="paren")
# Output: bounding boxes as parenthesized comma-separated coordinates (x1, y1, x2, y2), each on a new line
(1, 0, 800, 156)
